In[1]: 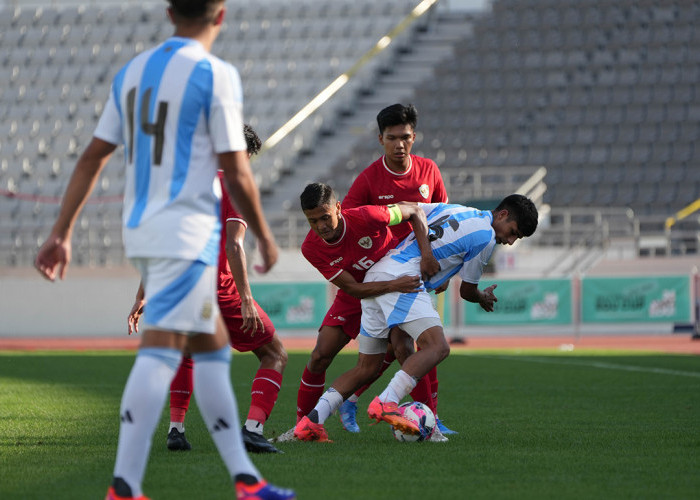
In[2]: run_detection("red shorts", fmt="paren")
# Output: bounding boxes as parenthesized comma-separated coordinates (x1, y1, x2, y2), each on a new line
(321, 292, 362, 339)
(218, 292, 275, 352)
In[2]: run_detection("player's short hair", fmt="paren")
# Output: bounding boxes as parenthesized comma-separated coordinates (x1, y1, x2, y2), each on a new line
(495, 194, 539, 237)
(377, 103, 418, 134)
(167, 0, 224, 24)
(300, 182, 337, 211)
(243, 124, 262, 156)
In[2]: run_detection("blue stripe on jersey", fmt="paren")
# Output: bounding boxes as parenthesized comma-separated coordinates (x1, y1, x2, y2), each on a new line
(197, 214, 222, 266)
(171, 59, 213, 201)
(144, 259, 207, 324)
(127, 39, 187, 228)
(387, 292, 419, 328)
(423, 230, 492, 290)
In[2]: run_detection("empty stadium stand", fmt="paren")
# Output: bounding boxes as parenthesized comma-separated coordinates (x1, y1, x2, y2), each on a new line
(1, 0, 698, 269)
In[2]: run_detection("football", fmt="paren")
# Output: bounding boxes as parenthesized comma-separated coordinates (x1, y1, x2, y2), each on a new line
(392, 401, 436, 442)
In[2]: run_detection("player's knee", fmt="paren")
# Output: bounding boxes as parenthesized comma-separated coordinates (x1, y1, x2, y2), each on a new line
(309, 349, 333, 372)
(436, 340, 450, 363)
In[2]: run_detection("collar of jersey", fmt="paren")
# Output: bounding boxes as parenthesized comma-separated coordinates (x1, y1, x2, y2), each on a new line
(382, 155, 412, 176)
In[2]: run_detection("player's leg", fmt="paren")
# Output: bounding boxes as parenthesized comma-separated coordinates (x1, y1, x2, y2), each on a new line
(243, 334, 287, 453)
(166, 354, 193, 451)
(295, 340, 387, 441)
(188, 318, 294, 498)
(296, 324, 351, 422)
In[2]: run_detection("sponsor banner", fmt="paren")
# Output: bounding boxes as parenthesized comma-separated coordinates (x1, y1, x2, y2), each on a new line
(582, 275, 691, 323)
(463, 279, 572, 325)
(250, 282, 327, 329)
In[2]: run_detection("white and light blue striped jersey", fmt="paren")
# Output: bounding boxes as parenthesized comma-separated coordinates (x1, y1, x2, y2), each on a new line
(94, 37, 247, 265)
(366, 203, 497, 290)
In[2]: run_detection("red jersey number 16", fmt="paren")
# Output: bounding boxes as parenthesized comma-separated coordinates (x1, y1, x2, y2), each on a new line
(352, 256, 375, 272)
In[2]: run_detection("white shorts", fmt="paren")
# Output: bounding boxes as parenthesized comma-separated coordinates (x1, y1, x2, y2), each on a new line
(360, 286, 441, 340)
(131, 257, 220, 335)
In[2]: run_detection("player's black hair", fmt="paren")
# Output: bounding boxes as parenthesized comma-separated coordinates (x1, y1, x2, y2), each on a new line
(167, 0, 224, 23)
(243, 124, 262, 156)
(494, 194, 539, 237)
(376, 103, 418, 134)
(300, 182, 337, 211)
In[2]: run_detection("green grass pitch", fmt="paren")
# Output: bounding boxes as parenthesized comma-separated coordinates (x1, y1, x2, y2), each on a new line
(1, 349, 699, 499)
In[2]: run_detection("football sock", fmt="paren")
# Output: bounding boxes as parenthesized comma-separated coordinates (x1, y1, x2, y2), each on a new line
(192, 347, 259, 481)
(379, 370, 418, 404)
(353, 350, 395, 398)
(244, 420, 264, 435)
(247, 368, 283, 427)
(112, 347, 181, 498)
(297, 367, 326, 422)
(428, 366, 439, 414)
(409, 375, 433, 412)
(169, 355, 194, 427)
(313, 388, 344, 425)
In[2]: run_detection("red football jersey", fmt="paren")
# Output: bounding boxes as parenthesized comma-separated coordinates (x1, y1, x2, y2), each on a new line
(301, 205, 397, 288)
(342, 154, 448, 240)
(217, 171, 246, 296)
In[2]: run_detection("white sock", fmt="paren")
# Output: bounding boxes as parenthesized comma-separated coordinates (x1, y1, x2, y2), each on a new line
(379, 370, 417, 404)
(192, 347, 259, 481)
(170, 422, 184, 433)
(314, 388, 344, 424)
(113, 348, 181, 497)
(244, 419, 263, 435)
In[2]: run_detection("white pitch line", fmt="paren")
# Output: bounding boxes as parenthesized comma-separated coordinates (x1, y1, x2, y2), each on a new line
(473, 354, 700, 379)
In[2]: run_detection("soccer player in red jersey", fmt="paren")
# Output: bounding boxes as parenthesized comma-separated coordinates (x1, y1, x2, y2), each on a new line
(340, 104, 455, 438)
(128, 126, 285, 454)
(273, 182, 438, 442)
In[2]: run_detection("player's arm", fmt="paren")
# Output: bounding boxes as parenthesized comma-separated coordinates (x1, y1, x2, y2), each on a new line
(224, 218, 264, 335)
(127, 282, 146, 335)
(218, 150, 278, 274)
(35, 137, 116, 281)
(330, 270, 422, 299)
(392, 202, 440, 281)
(460, 281, 498, 312)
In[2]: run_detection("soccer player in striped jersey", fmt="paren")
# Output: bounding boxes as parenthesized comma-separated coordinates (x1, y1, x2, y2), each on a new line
(35, 2, 294, 499)
(339, 103, 453, 437)
(127, 126, 286, 455)
(294, 195, 537, 441)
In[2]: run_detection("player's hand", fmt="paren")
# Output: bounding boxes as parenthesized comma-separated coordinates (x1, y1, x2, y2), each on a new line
(433, 280, 450, 294)
(127, 299, 146, 335)
(253, 236, 278, 274)
(478, 284, 498, 312)
(240, 300, 265, 336)
(419, 255, 440, 282)
(34, 234, 71, 282)
(391, 275, 423, 293)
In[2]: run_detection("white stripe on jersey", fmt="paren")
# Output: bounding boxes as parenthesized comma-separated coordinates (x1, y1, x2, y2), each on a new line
(366, 203, 497, 290)
(94, 37, 246, 265)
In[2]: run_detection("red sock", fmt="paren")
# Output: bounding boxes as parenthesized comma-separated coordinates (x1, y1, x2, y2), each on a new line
(247, 368, 283, 424)
(428, 366, 439, 415)
(354, 350, 396, 398)
(296, 367, 325, 423)
(409, 375, 435, 414)
(170, 355, 194, 424)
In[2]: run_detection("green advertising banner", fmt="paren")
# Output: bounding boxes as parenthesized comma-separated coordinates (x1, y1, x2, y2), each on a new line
(250, 282, 327, 329)
(463, 279, 572, 325)
(581, 275, 691, 323)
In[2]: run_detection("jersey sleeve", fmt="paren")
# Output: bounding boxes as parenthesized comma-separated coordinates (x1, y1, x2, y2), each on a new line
(431, 162, 449, 203)
(301, 240, 343, 282)
(356, 205, 392, 229)
(342, 173, 370, 209)
(218, 174, 247, 228)
(93, 84, 123, 146)
(209, 62, 246, 153)
(459, 240, 496, 284)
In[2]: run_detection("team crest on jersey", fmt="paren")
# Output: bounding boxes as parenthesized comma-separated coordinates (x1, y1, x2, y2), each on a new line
(201, 300, 213, 320)
(358, 236, 372, 249)
(419, 184, 430, 199)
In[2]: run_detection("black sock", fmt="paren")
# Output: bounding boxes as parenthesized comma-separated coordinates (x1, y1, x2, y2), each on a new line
(308, 409, 319, 423)
(112, 477, 132, 497)
(235, 473, 258, 485)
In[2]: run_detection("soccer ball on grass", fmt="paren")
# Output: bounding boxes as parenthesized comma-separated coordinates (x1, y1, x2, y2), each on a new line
(392, 401, 435, 442)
